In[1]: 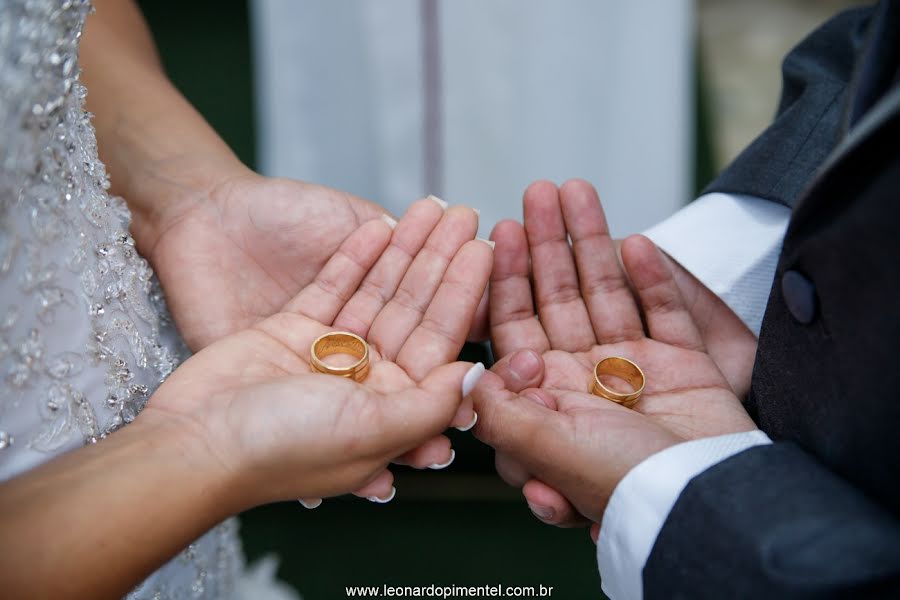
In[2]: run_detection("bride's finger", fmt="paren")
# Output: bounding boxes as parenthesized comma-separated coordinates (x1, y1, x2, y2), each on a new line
(352, 469, 396, 503)
(489, 220, 551, 359)
(368, 206, 479, 362)
(372, 362, 483, 455)
(393, 435, 455, 469)
(395, 239, 491, 381)
(333, 198, 445, 337)
(282, 219, 393, 324)
(559, 179, 644, 344)
(524, 181, 596, 352)
(621, 235, 705, 351)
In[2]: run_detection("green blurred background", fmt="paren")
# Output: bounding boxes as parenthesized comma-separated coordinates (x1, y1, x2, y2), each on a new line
(134, 1, 852, 597)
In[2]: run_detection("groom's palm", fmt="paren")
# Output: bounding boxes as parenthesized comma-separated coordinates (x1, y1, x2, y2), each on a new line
(482, 180, 754, 525)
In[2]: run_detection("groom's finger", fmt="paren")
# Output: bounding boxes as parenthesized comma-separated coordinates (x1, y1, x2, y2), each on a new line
(522, 479, 590, 528)
(471, 370, 562, 460)
(283, 219, 392, 324)
(489, 219, 550, 358)
(524, 181, 596, 352)
(621, 235, 705, 352)
(559, 179, 644, 344)
(490, 349, 545, 393)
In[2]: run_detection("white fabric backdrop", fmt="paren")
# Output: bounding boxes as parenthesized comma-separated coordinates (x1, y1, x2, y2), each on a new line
(250, 0, 694, 238)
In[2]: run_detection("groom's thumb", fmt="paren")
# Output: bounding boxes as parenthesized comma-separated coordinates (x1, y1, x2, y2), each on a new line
(378, 362, 485, 452)
(491, 349, 544, 393)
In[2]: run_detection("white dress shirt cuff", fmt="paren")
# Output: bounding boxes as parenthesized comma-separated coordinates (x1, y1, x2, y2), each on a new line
(597, 430, 772, 600)
(643, 193, 791, 336)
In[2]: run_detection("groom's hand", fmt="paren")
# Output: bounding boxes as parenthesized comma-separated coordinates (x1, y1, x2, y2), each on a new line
(483, 180, 757, 528)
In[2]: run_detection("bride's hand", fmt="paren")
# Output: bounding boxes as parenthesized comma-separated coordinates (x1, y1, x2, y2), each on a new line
(136, 169, 491, 352)
(142, 201, 492, 505)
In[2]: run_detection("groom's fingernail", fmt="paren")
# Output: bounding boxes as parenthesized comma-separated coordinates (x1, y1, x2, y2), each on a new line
(509, 350, 541, 384)
(366, 486, 397, 504)
(428, 449, 456, 470)
(427, 194, 448, 210)
(298, 498, 323, 509)
(527, 502, 555, 521)
(477, 238, 496, 250)
(380, 214, 398, 230)
(455, 411, 478, 432)
(461, 362, 485, 398)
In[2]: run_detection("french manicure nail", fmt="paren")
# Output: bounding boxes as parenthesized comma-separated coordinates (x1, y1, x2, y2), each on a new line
(427, 194, 448, 210)
(298, 498, 323, 509)
(461, 362, 485, 397)
(380, 214, 398, 229)
(477, 238, 496, 250)
(366, 486, 397, 504)
(455, 411, 478, 432)
(473, 208, 481, 216)
(428, 449, 456, 470)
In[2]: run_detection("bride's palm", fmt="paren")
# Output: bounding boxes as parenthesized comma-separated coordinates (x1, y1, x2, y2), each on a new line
(147, 172, 385, 351)
(147, 198, 492, 503)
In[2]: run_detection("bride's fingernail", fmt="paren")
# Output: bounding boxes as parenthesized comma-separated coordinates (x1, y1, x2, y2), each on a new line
(477, 238, 496, 250)
(428, 449, 456, 470)
(473, 208, 481, 216)
(366, 486, 397, 504)
(455, 411, 478, 432)
(427, 194, 448, 210)
(461, 362, 485, 397)
(380, 214, 398, 229)
(298, 498, 322, 509)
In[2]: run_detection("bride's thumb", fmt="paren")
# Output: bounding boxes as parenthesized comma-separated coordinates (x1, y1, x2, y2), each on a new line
(380, 362, 486, 450)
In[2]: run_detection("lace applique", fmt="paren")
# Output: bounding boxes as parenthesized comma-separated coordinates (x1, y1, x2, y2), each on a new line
(0, 1, 252, 598)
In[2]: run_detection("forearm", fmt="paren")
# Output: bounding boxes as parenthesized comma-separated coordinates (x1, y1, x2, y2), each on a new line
(80, 0, 248, 253)
(0, 413, 239, 599)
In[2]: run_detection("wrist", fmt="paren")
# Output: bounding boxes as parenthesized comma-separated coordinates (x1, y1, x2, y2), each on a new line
(122, 150, 251, 257)
(88, 72, 251, 257)
(135, 405, 250, 515)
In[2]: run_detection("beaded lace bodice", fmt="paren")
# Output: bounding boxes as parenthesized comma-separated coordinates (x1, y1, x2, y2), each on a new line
(0, 2, 290, 598)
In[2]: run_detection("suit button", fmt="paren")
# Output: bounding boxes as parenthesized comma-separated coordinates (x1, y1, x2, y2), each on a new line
(781, 270, 817, 324)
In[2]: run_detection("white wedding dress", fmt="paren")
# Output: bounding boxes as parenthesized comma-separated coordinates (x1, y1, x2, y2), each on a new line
(0, 1, 296, 598)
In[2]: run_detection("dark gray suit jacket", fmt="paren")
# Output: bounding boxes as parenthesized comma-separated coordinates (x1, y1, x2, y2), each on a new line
(643, 2, 900, 597)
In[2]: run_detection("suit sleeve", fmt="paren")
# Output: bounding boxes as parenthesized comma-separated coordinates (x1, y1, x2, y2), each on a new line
(643, 442, 900, 598)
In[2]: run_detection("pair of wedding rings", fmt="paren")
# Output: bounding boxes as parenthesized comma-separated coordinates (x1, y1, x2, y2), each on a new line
(311, 332, 645, 410)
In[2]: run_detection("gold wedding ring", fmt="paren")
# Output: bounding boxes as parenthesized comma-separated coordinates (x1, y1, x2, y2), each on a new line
(310, 331, 370, 382)
(590, 356, 645, 408)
